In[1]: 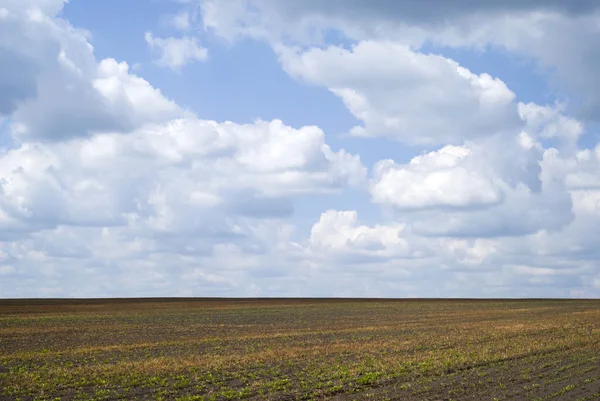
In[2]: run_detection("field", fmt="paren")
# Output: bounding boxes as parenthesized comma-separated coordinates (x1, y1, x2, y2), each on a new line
(1, 299, 599, 401)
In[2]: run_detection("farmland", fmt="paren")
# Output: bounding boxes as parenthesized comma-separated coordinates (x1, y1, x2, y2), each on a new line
(1, 298, 599, 400)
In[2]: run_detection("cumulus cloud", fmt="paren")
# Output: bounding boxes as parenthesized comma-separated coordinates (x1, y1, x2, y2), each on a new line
(145, 32, 208, 71)
(0, 112, 366, 296)
(542, 145, 600, 191)
(0, 1, 180, 141)
(370, 133, 574, 238)
(519, 102, 584, 152)
(0, 118, 366, 238)
(436, 238, 499, 270)
(278, 41, 519, 144)
(435, 13, 600, 121)
(508, 146, 600, 262)
(2, 0, 600, 298)
(370, 145, 502, 210)
(410, 186, 572, 238)
(0, 218, 310, 297)
(0, 0, 370, 297)
(308, 210, 415, 259)
(200, 0, 600, 120)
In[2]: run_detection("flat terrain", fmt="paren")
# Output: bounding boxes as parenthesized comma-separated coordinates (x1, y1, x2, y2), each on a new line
(1, 298, 599, 400)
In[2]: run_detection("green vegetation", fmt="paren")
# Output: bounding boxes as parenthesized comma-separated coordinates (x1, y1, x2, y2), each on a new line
(1, 298, 599, 400)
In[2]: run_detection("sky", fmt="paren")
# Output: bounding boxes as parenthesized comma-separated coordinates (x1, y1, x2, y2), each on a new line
(1, 0, 600, 298)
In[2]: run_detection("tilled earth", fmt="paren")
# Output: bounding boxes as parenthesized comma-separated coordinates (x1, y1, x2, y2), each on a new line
(0, 298, 599, 400)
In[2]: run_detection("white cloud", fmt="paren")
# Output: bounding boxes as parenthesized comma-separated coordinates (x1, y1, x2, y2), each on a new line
(0, 0, 370, 297)
(308, 210, 414, 258)
(509, 147, 600, 261)
(93, 58, 181, 123)
(2, 0, 600, 298)
(542, 145, 600, 191)
(437, 238, 499, 269)
(371, 145, 502, 209)
(200, 1, 600, 121)
(0, 1, 181, 141)
(431, 13, 600, 121)
(278, 41, 519, 145)
(0, 117, 366, 237)
(370, 133, 575, 238)
(518, 102, 584, 152)
(145, 32, 208, 71)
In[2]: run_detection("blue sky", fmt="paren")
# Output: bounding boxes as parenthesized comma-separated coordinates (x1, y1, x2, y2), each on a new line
(1, 0, 600, 298)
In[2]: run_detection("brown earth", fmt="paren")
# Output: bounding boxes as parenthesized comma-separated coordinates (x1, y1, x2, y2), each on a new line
(1, 298, 599, 400)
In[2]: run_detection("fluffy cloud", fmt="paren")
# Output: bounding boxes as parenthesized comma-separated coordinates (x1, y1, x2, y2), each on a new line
(0, 1, 180, 141)
(514, 146, 600, 260)
(433, 13, 600, 121)
(2, 0, 600, 298)
(541, 145, 600, 192)
(0, 118, 365, 238)
(300, 207, 595, 297)
(145, 32, 208, 71)
(0, 0, 369, 297)
(409, 186, 572, 238)
(308, 210, 415, 259)
(436, 238, 499, 270)
(278, 41, 518, 144)
(519, 102, 584, 151)
(0, 112, 366, 297)
(370, 132, 574, 237)
(201, 1, 600, 120)
(371, 145, 502, 209)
